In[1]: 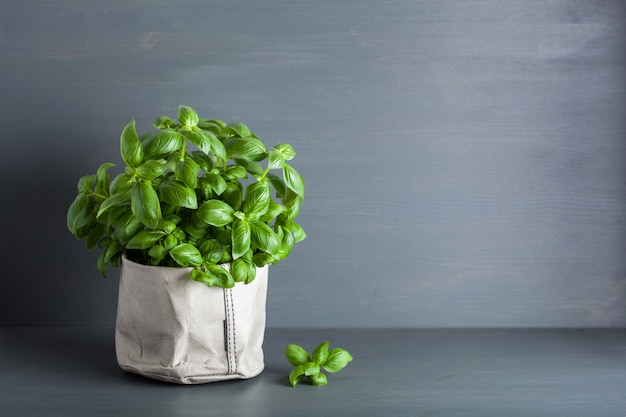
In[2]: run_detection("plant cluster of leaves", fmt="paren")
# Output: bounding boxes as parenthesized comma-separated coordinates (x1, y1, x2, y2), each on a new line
(285, 342, 353, 387)
(67, 105, 305, 288)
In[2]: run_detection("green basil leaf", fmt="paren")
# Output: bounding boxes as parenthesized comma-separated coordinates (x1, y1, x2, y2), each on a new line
(250, 221, 280, 255)
(103, 240, 123, 264)
(225, 137, 268, 161)
(169, 243, 203, 267)
(198, 178, 213, 200)
(199, 239, 225, 264)
(109, 173, 134, 195)
(273, 143, 296, 160)
(153, 115, 176, 129)
(259, 200, 285, 223)
(152, 116, 176, 129)
(107, 209, 136, 242)
(76, 220, 100, 242)
(206, 264, 234, 288)
(312, 341, 329, 365)
(243, 181, 270, 218)
(182, 129, 211, 154)
(226, 121, 252, 138)
(231, 218, 251, 260)
(131, 180, 162, 229)
(77, 214, 100, 241)
(96, 191, 131, 219)
(289, 365, 305, 388)
(267, 172, 287, 199)
(136, 160, 166, 181)
(120, 119, 144, 168)
(303, 362, 320, 377)
(95, 162, 115, 197)
(148, 244, 166, 261)
(159, 220, 177, 234)
(284, 221, 307, 243)
(212, 223, 232, 245)
(231, 258, 249, 283)
(189, 268, 215, 287)
(277, 226, 295, 259)
(77, 174, 96, 194)
(191, 150, 213, 171)
(141, 129, 184, 158)
(173, 227, 186, 241)
(204, 173, 227, 195)
(244, 260, 257, 284)
(197, 200, 235, 227)
(322, 348, 353, 373)
(111, 210, 143, 243)
(190, 265, 232, 288)
(222, 165, 248, 180)
(285, 195, 303, 221)
(158, 180, 198, 209)
(194, 127, 227, 162)
(98, 237, 111, 250)
(67, 194, 93, 234)
(97, 250, 108, 278)
(268, 150, 285, 170)
(198, 118, 226, 134)
(178, 105, 199, 128)
(164, 213, 182, 225)
(283, 163, 304, 198)
(234, 157, 263, 176)
(252, 252, 274, 267)
(223, 182, 243, 211)
(85, 222, 105, 250)
(126, 230, 166, 249)
(310, 372, 328, 386)
(285, 344, 310, 366)
(175, 157, 200, 189)
(186, 218, 205, 235)
(163, 234, 178, 251)
(240, 248, 253, 263)
(175, 225, 190, 241)
(220, 249, 233, 264)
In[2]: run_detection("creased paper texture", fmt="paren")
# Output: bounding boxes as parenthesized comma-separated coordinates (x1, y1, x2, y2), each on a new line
(115, 256, 268, 384)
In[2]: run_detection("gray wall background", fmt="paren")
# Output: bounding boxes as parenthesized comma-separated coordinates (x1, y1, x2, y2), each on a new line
(2, 0, 625, 328)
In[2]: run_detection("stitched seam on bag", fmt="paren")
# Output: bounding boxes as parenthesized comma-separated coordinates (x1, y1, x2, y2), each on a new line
(230, 288, 238, 374)
(224, 288, 232, 374)
(224, 288, 238, 375)
(230, 288, 239, 374)
(227, 289, 232, 374)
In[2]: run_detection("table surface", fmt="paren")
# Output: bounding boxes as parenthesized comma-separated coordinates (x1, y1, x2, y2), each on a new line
(1, 327, 625, 417)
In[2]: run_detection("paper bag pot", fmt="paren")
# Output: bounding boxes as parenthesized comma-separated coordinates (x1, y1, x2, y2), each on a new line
(115, 256, 269, 384)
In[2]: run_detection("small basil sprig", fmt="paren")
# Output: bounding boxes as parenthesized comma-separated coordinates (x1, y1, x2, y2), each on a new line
(285, 342, 353, 387)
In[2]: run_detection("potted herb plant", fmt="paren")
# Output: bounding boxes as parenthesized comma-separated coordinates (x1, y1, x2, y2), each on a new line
(67, 105, 305, 384)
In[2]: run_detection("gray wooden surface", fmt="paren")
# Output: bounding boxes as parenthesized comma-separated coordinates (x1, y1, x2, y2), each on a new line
(1, 327, 625, 417)
(2, 0, 626, 327)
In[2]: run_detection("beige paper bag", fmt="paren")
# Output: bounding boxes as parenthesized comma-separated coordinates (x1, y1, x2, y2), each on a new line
(115, 256, 268, 384)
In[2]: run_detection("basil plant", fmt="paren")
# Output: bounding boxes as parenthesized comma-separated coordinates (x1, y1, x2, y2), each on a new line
(67, 105, 306, 288)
